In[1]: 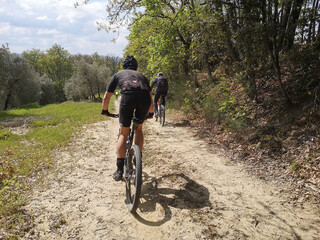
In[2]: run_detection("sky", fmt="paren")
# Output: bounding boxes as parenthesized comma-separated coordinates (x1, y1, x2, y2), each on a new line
(0, 0, 128, 56)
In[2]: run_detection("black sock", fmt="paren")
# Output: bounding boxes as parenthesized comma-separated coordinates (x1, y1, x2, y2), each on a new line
(116, 158, 124, 172)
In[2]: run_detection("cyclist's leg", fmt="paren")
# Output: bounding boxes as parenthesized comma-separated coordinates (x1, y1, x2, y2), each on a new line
(134, 124, 143, 152)
(113, 126, 130, 181)
(118, 93, 135, 157)
(154, 91, 160, 115)
(114, 93, 135, 181)
(163, 94, 167, 106)
(161, 90, 168, 106)
(134, 91, 151, 153)
(116, 127, 130, 158)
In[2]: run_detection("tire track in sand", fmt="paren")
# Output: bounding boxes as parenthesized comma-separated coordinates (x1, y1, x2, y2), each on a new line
(23, 111, 320, 239)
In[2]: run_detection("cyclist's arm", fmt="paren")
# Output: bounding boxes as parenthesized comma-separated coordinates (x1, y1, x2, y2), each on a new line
(102, 92, 113, 111)
(102, 73, 118, 111)
(149, 91, 154, 113)
(150, 78, 156, 90)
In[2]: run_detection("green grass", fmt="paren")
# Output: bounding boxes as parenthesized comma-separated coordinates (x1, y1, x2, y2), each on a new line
(0, 100, 114, 239)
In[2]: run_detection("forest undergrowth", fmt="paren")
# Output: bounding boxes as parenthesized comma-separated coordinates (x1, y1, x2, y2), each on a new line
(173, 106, 319, 206)
(169, 55, 320, 206)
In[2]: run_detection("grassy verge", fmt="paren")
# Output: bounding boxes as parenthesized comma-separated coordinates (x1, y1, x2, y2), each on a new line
(0, 100, 114, 239)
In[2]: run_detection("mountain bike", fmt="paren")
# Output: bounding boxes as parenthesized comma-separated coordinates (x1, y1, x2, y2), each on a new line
(108, 113, 142, 213)
(155, 95, 165, 126)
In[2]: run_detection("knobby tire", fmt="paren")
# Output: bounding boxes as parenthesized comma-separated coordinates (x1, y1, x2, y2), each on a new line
(125, 144, 142, 212)
(160, 105, 165, 126)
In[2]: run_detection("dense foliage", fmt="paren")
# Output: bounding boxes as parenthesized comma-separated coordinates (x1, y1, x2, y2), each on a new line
(1, 1, 319, 237)
(64, 59, 111, 101)
(0, 43, 120, 110)
(88, 0, 320, 190)
(90, 0, 319, 125)
(0, 45, 41, 110)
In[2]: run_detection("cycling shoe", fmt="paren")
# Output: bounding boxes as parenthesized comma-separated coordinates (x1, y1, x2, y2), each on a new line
(113, 170, 123, 181)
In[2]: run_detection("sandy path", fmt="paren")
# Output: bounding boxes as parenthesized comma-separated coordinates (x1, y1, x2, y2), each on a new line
(23, 111, 320, 239)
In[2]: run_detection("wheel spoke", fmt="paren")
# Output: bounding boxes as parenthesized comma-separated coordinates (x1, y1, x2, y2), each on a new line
(125, 145, 142, 212)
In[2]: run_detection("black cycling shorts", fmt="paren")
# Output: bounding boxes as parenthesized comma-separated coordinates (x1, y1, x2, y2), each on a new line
(119, 91, 151, 127)
(154, 88, 167, 101)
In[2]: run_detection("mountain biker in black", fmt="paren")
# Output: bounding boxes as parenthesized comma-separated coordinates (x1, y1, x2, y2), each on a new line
(101, 56, 154, 181)
(151, 72, 168, 117)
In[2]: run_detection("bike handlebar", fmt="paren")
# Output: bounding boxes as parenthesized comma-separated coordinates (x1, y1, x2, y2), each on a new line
(101, 109, 119, 118)
(102, 111, 152, 120)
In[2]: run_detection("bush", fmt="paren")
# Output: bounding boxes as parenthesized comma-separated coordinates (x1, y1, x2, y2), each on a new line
(201, 78, 251, 130)
(285, 45, 320, 106)
(39, 75, 55, 105)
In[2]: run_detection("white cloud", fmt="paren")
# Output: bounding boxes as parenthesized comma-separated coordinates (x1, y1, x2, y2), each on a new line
(37, 29, 59, 35)
(37, 16, 49, 21)
(56, 15, 63, 21)
(0, 22, 11, 35)
(0, 0, 128, 56)
(12, 26, 32, 36)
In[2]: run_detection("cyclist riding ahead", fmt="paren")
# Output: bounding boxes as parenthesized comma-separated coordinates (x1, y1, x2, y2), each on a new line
(101, 56, 154, 181)
(151, 72, 168, 118)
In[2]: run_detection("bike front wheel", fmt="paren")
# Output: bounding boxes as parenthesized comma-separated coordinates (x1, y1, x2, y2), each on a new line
(125, 144, 142, 212)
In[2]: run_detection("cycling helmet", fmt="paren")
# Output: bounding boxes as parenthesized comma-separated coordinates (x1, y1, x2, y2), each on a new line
(122, 56, 138, 70)
(157, 72, 164, 77)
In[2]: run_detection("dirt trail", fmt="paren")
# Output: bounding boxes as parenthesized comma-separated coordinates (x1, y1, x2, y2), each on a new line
(23, 107, 320, 239)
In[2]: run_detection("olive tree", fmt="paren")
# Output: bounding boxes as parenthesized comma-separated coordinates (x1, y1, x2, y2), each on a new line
(65, 59, 111, 101)
(0, 45, 41, 110)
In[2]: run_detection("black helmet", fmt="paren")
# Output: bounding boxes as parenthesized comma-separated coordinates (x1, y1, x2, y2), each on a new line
(122, 56, 138, 70)
(157, 72, 164, 77)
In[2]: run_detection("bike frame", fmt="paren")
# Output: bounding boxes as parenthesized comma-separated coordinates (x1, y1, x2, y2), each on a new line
(158, 95, 165, 126)
(106, 113, 142, 212)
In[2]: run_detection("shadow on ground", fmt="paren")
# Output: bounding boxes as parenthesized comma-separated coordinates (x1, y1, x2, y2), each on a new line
(132, 172, 212, 226)
(164, 120, 191, 128)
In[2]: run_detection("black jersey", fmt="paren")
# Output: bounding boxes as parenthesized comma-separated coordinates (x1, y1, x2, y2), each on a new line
(107, 69, 151, 93)
(151, 76, 168, 90)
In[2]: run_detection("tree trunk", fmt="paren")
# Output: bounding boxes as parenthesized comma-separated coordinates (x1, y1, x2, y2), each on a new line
(248, 70, 258, 102)
(307, 0, 317, 43)
(214, 0, 240, 62)
(205, 51, 214, 82)
(260, 0, 293, 106)
(271, 51, 293, 106)
(313, 0, 320, 41)
(4, 92, 11, 110)
(300, 3, 307, 43)
(207, 61, 213, 83)
(279, 0, 293, 50)
(286, 0, 304, 49)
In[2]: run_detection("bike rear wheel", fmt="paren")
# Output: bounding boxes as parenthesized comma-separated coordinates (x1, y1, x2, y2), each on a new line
(155, 102, 160, 121)
(160, 104, 165, 126)
(125, 144, 142, 212)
